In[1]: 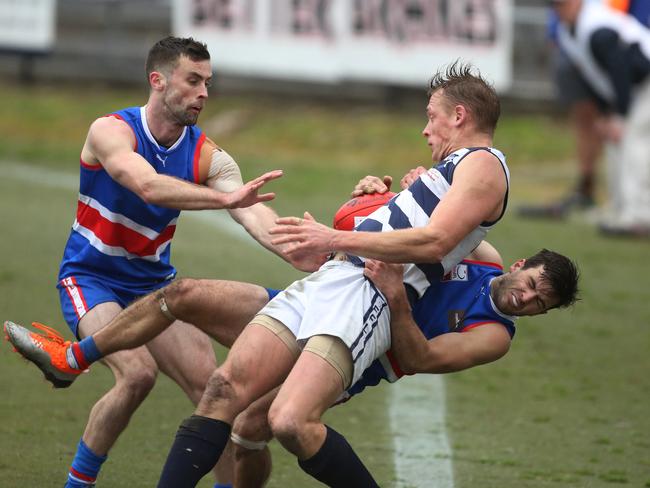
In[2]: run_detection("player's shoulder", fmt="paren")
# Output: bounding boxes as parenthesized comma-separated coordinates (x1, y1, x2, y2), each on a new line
(90, 113, 132, 133)
(466, 241, 503, 267)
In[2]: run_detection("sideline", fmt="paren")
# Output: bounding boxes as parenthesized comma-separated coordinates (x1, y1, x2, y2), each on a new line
(2, 160, 454, 488)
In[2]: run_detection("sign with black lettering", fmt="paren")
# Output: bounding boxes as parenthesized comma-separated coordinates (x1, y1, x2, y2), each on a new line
(173, 0, 512, 90)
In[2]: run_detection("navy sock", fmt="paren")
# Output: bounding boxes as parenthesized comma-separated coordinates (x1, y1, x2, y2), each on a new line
(298, 425, 379, 487)
(157, 415, 231, 488)
(65, 439, 107, 487)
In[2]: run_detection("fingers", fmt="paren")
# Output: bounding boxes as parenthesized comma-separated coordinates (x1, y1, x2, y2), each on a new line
(255, 192, 276, 202)
(352, 175, 390, 197)
(274, 216, 303, 226)
(249, 170, 283, 187)
(270, 236, 303, 249)
(400, 166, 427, 189)
(382, 175, 393, 190)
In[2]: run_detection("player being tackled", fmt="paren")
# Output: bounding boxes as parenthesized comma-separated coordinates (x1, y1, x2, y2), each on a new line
(4, 321, 85, 388)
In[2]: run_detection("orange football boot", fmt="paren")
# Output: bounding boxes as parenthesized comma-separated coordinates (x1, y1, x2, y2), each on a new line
(4, 320, 83, 388)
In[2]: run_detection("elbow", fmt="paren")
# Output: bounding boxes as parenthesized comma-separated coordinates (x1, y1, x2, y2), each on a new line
(399, 360, 419, 376)
(138, 179, 159, 205)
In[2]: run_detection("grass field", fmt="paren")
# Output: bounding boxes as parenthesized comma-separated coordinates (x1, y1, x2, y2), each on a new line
(1, 81, 649, 487)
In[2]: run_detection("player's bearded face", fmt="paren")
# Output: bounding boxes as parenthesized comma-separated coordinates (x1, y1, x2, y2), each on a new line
(163, 87, 200, 126)
(490, 265, 556, 317)
(162, 57, 210, 126)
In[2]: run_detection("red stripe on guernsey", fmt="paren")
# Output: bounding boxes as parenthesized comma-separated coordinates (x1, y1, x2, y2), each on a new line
(75, 199, 176, 258)
(60, 276, 89, 319)
(193, 132, 207, 184)
(385, 350, 407, 378)
(462, 321, 500, 332)
(71, 342, 90, 370)
(69, 467, 96, 483)
(462, 259, 503, 270)
(104, 113, 138, 151)
(80, 158, 102, 171)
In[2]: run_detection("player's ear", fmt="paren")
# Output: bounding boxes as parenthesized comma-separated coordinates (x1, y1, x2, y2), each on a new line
(149, 70, 166, 91)
(454, 104, 468, 125)
(509, 259, 526, 272)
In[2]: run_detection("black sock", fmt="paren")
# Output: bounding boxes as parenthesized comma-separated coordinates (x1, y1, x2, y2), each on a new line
(157, 415, 231, 488)
(298, 425, 379, 487)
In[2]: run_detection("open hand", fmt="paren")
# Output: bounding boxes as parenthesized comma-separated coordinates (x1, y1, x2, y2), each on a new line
(224, 170, 283, 209)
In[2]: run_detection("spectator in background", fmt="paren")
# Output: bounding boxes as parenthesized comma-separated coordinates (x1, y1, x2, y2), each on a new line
(519, 0, 650, 223)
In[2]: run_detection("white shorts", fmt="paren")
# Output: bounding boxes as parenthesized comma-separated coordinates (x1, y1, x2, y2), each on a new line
(259, 259, 391, 385)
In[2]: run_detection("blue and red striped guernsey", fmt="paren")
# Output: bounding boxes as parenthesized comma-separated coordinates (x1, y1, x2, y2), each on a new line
(59, 106, 206, 286)
(344, 260, 517, 399)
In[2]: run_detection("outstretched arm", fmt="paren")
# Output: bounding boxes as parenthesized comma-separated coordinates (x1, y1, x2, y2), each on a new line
(85, 116, 281, 210)
(204, 147, 326, 272)
(364, 259, 511, 375)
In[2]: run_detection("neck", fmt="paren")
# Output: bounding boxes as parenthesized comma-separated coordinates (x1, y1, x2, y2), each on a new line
(145, 103, 184, 147)
(444, 134, 493, 159)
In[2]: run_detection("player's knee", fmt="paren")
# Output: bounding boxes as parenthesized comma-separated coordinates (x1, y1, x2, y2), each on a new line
(267, 403, 305, 448)
(119, 366, 158, 402)
(163, 278, 200, 315)
(233, 406, 272, 443)
(199, 368, 248, 414)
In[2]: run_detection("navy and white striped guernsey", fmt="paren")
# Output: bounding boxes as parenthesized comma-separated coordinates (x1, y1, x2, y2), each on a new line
(349, 147, 510, 298)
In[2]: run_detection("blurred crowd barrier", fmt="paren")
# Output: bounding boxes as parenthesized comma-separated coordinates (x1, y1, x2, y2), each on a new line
(0, 0, 553, 101)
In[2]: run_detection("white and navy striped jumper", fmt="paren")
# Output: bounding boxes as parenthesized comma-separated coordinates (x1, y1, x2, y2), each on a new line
(58, 106, 207, 287)
(348, 147, 510, 299)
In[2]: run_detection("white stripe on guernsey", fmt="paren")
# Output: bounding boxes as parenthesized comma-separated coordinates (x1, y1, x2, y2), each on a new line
(3, 160, 454, 487)
(394, 187, 431, 227)
(78, 193, 178, 240)
(421, 168, 452, 200)
(61, 277, 88, 318)
(72, 220, 172, 262)
(391, 375, 454, 488)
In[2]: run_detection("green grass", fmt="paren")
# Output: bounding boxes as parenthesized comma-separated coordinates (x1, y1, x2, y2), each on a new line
(1, 81, 649, 487)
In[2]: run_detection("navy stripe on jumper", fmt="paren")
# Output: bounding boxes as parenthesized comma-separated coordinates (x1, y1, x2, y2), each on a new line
(408, 178, 441, 218)
(386, 199, 412, 230)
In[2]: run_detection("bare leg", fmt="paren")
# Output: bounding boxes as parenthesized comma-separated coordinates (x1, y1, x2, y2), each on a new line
(232, 389, 279, 488)
(268, 347, 379, 487)
(268, 351, 344, 459)
(77, 303, 161, 456)
(91, 279, 269, 356)
(157, 323, 297, 488)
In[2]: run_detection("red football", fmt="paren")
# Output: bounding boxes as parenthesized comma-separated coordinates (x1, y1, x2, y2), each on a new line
(333, 192, 396, 231)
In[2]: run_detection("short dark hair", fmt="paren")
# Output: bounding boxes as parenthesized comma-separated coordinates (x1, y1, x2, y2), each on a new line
(428, 61, 501, 136)
(145, 36, 210, 76)
(522, 249, 580, 309)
